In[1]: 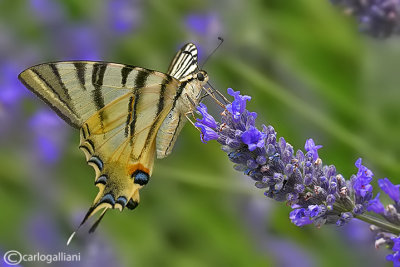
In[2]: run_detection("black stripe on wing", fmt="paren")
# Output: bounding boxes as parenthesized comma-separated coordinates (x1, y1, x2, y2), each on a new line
(167, 43, 198, 80)
(49, 64, 72, 101)
(128, 70, 151, 139)
(121, 66, 133, 87)
(140, 75, 174, 155)
(92, 63, 107, 111)
(125, 96, 135, 137)
(157, 75, 173, 114)
(74, 62, 87, 90)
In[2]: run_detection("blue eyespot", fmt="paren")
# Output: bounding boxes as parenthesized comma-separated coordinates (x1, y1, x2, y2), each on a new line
(99, 193, 115, 206)
(132, 170, 150, 186)
(116, 196, 128, 207)
(95, 175, 107, 185)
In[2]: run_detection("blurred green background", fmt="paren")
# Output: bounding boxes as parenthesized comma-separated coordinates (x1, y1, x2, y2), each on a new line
(1, 0, 399, 266)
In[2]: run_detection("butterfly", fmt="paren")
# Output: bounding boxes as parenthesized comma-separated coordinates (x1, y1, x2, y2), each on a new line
(18, 43, 208, 237)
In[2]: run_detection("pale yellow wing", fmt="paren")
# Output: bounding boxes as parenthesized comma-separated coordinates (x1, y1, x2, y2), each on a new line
(18, 61, 177, 128)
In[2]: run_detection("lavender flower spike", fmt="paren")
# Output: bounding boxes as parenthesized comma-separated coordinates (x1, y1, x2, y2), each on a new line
(198, 88, 372, 227)
(196, 88, 400, 267)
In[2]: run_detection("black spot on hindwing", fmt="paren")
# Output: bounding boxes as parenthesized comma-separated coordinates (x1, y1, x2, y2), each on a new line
(95, 175, 108, 185)
(116, 196, 128, 207)
(132, 170, 150, 186)
(88, 156, 103, 171)
(127, 199, 139, 210)
(99, 193, 115, 206)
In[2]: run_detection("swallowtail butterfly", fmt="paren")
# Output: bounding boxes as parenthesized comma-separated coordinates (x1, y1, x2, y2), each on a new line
(19, 43, 208, 239)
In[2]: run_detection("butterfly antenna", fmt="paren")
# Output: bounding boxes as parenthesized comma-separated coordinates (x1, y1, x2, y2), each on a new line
(200, 37, 224, 69)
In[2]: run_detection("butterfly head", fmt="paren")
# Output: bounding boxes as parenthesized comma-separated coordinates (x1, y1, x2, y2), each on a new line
(196, 70, 208, 83)
(183, 70, 209, 103)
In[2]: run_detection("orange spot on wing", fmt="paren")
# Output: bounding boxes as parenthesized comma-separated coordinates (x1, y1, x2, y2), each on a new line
(127, 163, 150, 176)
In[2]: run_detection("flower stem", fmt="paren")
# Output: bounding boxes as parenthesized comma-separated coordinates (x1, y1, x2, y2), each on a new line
(355, 213, 400, 235)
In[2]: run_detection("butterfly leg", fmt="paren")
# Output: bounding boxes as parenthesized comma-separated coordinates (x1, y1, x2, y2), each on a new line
(184, 111, 200, 131)
(202, 86, 229, 108)
(183, 93, 202, 131)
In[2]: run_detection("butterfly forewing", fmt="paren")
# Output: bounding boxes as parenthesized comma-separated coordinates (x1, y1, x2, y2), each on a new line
(167, 43, 198, 80)
(19, 62, 176, 128)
